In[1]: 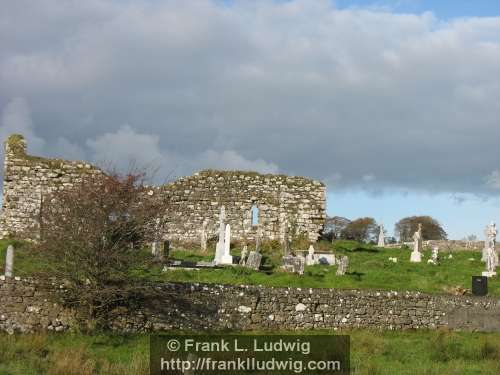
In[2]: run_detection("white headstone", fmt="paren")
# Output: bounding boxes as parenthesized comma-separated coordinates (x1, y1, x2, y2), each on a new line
(306, 245, 316, 266)
(219, 223, 233, 265)
(482, 222, 497, 262)
(214, 206, 226, 264)
(5, 245, 14, 278)
(378, 223, 385, 247)
(483, 246, 498, 277)
(410, 224, 422, 263)
(428, 246, 439, 265)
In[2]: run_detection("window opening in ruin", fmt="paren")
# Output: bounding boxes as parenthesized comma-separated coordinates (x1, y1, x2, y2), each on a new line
(251, 203, 259, 226)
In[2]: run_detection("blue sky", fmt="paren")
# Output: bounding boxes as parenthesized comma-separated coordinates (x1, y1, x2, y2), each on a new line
(330, 0, 500, 239)
(335, 0, 500, 19)
(328, 191, 500, 239)
(1, 0, 500, 240)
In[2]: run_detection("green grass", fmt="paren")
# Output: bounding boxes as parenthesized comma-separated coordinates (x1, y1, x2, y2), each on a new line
(0, 239, 53, 276)
(1, 239, 499, 296)
(0, 330, 499, 374)
(157, 240, 500, 296)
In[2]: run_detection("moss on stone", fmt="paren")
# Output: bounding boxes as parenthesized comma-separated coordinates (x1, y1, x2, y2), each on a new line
(6, 134, 27, 155)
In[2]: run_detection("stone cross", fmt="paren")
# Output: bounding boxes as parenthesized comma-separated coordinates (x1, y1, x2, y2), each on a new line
(410, 223, 422, 263)
(239, 245, 248, 265)
(336, 255, 348, 275)
(200, 220, 208, 252)
(378, 223, 385, 247)
(482, 222, 497, 262)
(5, 245, 14, 278)
(483, 246, 498, 277)
(151, 217, 161, 258)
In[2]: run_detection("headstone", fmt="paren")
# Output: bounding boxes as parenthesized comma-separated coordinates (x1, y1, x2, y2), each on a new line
(483, 246, 498, 277)
(255, 226, 262, 253)
(410, 223, 422, 263)
(281, 255, 305, 275)
(482, 222, 497, 262)
(336, 255, 348, 275)
(283, 220, 291, 257)
(239, 245, 248, 265)
(306, 245, 316, 266)
(316, 253, 336, 265)
(200, 220, 208, 252)
(219, 223, 233, 265)
(245, 251, 262, 271)
(5, 245, 14, 278)
(163, 240, 171, 258)
(378, 223, 385, 247)
(214, 206, 226, 264)
(428, 246, 439, 265)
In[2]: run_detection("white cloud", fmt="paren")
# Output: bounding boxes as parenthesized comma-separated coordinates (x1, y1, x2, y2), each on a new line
(86, 125, 279, 180)
(486, 170, 500, 189)
(0, 1, 500, 194)
(362, 174, 376, 182)
(0, 98, 45, 155)
(197, 149, 279, 174)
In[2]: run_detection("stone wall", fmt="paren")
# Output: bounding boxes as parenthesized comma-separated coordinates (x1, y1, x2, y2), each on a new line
(387, 240, 500, 251)
(156, 170, 326, 243)
(1, 279, 500, 333)
(0, 134, 103, 240)
(0, 277, 74, 334)
(0, 134, 326, 243)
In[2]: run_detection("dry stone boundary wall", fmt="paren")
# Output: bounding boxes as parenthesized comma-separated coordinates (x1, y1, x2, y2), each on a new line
(1, 279, 499, 334)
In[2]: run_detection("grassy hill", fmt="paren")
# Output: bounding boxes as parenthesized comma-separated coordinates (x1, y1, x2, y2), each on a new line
(1, 239, 499, 296)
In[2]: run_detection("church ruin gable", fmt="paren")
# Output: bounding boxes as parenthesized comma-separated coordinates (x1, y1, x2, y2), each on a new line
(0, 134, 326, 243)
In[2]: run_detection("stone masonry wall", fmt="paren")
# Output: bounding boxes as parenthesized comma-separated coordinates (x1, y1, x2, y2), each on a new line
(0, 134, 326, 243)
(0, 134, 103, 240)
(1, 279, 499, 333)
(156, 170, 326, 243)
(0, 277, 75, 334)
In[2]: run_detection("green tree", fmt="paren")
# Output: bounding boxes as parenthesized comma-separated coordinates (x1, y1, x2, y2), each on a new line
(341, 217, 378, 242)
(395, 216, 447, 242)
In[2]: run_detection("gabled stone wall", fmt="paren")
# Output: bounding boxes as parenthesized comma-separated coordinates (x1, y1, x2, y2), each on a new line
(0, 134, 326, 243)
(156, 170, 326, 243)
(0, 135, 103, 240)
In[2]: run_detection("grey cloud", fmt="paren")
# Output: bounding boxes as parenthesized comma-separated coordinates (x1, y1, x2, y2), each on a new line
(1, 0, 500, 195)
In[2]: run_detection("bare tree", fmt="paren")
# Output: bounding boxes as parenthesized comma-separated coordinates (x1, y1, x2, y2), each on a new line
(38, 170, 167, 330)
(322, 216, 351, 242)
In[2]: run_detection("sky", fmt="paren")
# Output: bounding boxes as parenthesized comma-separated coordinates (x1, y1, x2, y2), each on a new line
(1, 0, 500, 239)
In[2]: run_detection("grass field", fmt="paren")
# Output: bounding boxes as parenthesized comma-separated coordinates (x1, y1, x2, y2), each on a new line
(1, 239, 499, 296)
(0, 330, 500, 374)
(1, 240, 500, 373)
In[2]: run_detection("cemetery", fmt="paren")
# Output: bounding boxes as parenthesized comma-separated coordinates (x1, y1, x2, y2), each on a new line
(1, 134, 500, 374)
